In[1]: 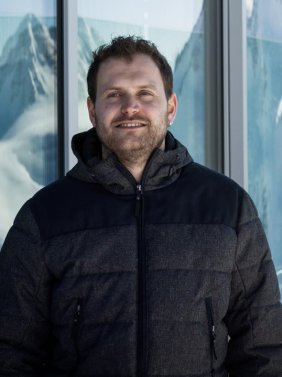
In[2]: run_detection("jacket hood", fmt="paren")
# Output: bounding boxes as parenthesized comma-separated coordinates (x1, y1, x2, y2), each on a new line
(67, 128, 193, 194)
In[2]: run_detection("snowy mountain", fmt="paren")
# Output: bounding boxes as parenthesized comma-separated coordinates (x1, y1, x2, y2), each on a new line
(0, 14, 56, 138)
(0, 14, 103, 244)
(247, 0, 282, 41)
(173, 8, 205, 164)
(0, 14, 58, 244)
(246, 0, 282, 272)
(78, 17, 103, 100)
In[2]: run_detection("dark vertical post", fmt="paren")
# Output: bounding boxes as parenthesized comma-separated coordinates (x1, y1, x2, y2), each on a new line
(204, 0, 224, 172)
(57, 0, 65, 178)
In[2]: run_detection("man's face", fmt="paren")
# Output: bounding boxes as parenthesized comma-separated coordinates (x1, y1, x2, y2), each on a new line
(87, 54, 177, 162)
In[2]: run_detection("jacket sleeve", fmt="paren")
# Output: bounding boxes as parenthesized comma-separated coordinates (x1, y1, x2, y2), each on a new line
(225, 190, 282, 376)
(0, 201, 51, 376)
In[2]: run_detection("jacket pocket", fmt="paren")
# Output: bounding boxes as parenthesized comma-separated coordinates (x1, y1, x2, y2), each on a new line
(205, 297, 217, 376)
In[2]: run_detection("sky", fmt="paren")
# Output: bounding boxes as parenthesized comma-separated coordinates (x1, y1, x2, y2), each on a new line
(0, 0, 203, 31)
(0, 0, 56, 17)
(0, 0, 56, 53)
(0, 0, 204, 62)
(78, 0, 203, 32)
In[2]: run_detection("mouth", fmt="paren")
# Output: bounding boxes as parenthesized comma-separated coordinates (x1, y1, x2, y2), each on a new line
(116, 122, 146, 129)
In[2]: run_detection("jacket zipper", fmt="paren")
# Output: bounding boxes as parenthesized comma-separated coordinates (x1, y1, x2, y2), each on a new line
(113, 155, 157, 377)
(205, 297, 217, 376)
(135, 183, 148, 377)
(135, 184, 142, 217)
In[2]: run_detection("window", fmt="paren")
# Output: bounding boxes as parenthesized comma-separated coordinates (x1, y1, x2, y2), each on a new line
(0, 1, 58, 244)
(246, 0, 282, 292)
(77, 0, 207, 164)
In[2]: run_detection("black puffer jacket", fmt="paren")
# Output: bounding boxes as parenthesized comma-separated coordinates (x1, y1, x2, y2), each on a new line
(0, 129, 282, 377)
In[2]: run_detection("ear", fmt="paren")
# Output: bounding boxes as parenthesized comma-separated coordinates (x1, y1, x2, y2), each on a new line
(87, 96, 96, 127)
(167, 93, 177, 125)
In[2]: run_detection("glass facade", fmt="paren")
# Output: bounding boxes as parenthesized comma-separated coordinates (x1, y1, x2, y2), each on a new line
(77, 0, 205, 164)
(246, 0, 282, 292)
(0, 1, 58, 245)
(1, 2, 281, 299)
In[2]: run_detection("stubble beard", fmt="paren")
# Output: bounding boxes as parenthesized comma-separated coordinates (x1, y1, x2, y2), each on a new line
(94, 114, 169, 165)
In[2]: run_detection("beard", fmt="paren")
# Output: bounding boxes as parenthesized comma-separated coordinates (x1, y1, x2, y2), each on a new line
(94, 113, 169, 164)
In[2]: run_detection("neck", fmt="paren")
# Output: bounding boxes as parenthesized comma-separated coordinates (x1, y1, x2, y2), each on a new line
(102, 145, 147, 183)
(119, 159, 147, 183)
(101, 138, 166, 183)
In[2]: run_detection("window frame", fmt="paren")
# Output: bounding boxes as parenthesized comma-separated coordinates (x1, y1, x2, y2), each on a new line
(222, 0, 248, 188)
(63, 0, 78, 173)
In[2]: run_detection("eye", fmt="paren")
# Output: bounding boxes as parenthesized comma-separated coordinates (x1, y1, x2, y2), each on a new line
(107, 91, 122, 98)
(139, 90, 154, 101)
(139, 90, 153, 96)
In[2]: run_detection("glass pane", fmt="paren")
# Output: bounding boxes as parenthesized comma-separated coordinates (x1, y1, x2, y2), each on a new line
(0, 1, 58, 245)
(246, 0, 282, 292)
(77, 0, 205, 163)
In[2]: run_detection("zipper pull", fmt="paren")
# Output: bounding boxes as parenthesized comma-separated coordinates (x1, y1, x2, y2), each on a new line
(211, 325, 218, 360)
(135, 184, 142, 217)
(74, 302, 81, 323)
(205, 297, 218, 362)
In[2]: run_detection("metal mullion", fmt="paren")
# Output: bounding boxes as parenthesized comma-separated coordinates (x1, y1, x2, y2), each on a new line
(57, 0, 64, 178)
(223, 0, 248, 188)
(204, 0, 224, 173)
(63, 0, 78, 173)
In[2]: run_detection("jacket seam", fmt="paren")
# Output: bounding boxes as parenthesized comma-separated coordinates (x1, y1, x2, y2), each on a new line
(39, 222, 238, 242)
(237, 216, 259, 232)
(38, 223, 135, 242)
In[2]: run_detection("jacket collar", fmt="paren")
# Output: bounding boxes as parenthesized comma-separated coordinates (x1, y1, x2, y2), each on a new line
(67, 128, 193, 195)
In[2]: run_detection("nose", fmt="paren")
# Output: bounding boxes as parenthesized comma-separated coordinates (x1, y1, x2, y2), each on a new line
(121, 95, 140, 116)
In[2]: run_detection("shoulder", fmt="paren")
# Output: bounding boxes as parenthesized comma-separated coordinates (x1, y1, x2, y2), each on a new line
(181, 161, 244, 198)
(27, 176, 108, 240)
(183, 162, 239, 189)
(174, 162, 257, 228)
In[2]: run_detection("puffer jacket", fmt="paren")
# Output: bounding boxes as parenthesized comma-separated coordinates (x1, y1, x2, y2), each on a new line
(0, 128, 282, 377)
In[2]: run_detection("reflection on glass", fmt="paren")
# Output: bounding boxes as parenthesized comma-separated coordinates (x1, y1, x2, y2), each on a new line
(77, 0, 205, 163)
(246, 0, 282, 292)
(0, 1, 57, 245)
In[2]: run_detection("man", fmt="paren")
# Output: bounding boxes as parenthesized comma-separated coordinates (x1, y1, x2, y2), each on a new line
(0, 36, 282, 377)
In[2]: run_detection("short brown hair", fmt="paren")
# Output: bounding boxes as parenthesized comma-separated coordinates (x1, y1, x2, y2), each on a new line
(87, 35, 173, 102)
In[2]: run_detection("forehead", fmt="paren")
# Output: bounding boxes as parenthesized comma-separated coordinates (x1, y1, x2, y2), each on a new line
(96, 54, 164, 91)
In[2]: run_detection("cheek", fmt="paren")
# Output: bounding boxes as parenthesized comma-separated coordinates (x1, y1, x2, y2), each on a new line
(144, 100, 168, 113)
(95, 105, 116, 123)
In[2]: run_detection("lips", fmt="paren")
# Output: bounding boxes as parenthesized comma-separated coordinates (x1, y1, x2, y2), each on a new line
(116, 122, 146, 128)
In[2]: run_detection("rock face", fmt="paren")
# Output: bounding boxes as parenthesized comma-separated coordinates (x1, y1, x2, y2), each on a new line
(246, 0, 282, 280)
(0, 14, 58, 242)
(0, 14, 105, 242)
(0, 14, 56, 138)
(173, 8, 204, 164)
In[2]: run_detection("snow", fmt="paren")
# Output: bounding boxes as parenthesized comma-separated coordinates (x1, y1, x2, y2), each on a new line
(247, 0, 282, 278)
(276, 98, 282, 125)
(0, 13, 56, 137)
(248, 0, 282, 41)
(246, 0, 254, 18)
(0, 99, 56, 243)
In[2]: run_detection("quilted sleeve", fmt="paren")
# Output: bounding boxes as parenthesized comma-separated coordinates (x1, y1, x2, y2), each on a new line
(225, 190, 282, 376)
(0, 201, 51, 376)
